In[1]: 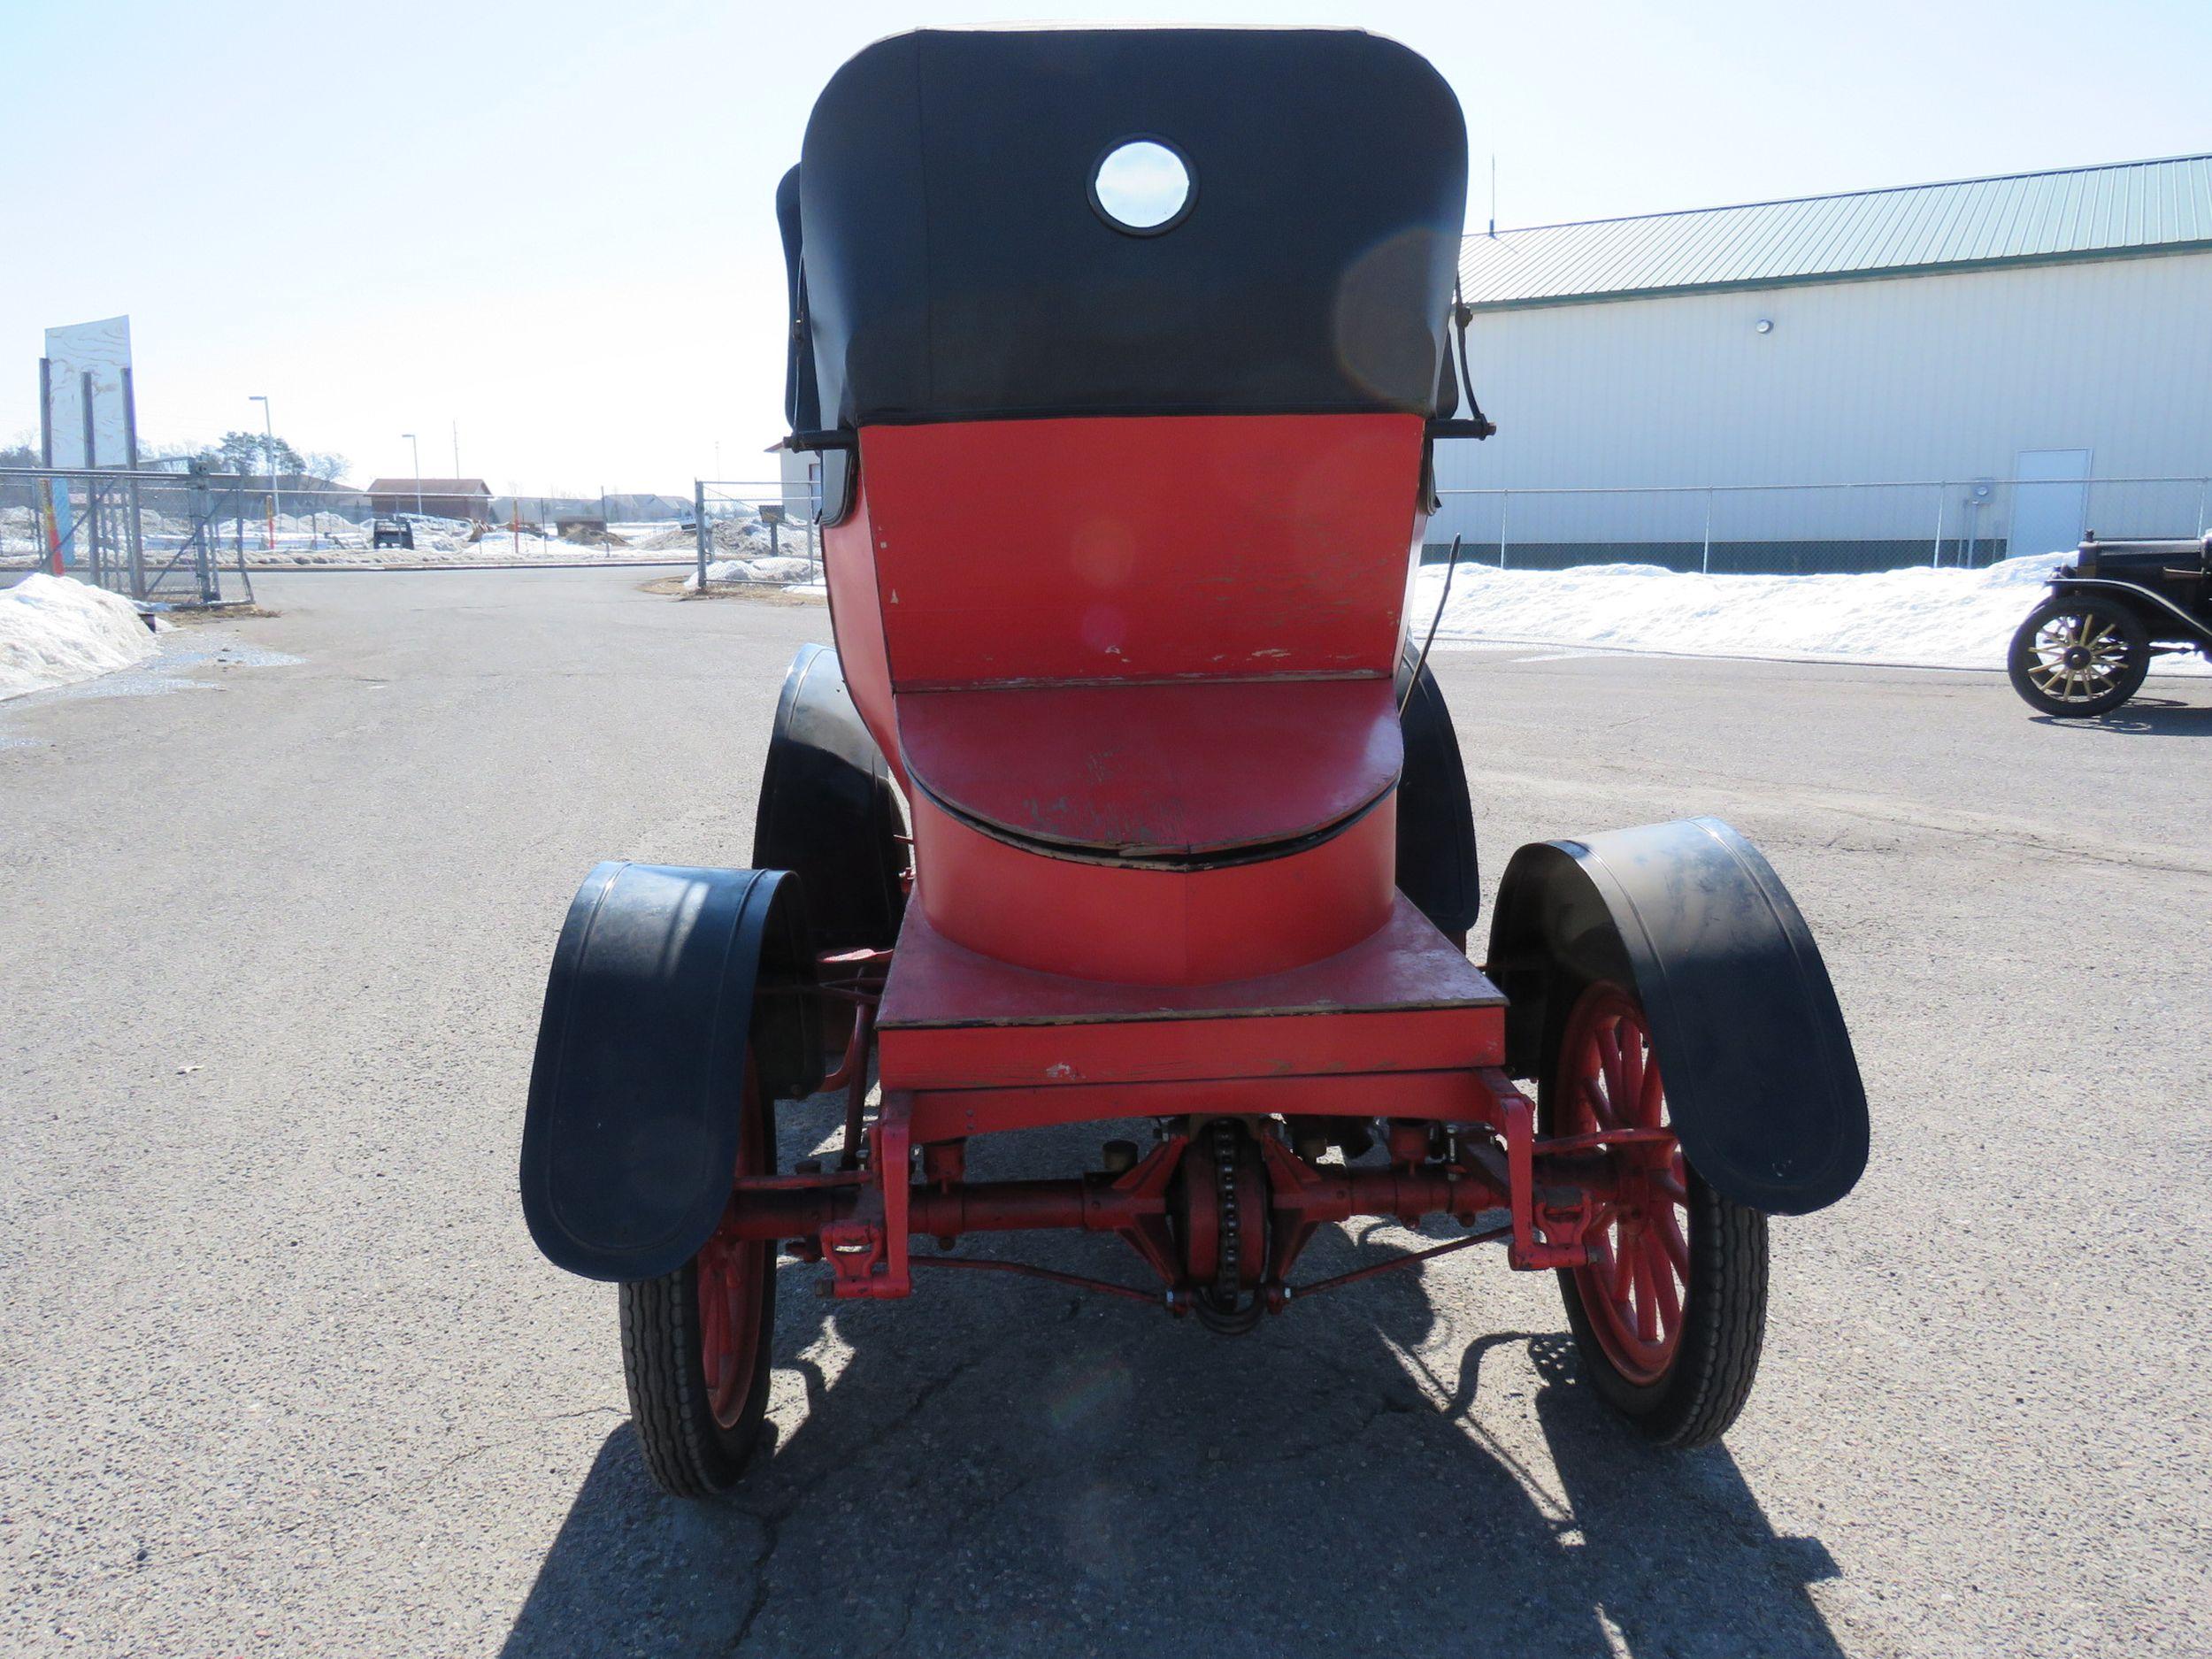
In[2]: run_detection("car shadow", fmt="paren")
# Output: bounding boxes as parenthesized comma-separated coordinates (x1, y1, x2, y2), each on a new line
(500, 1116, 1847, 1659)
(2031, 693, 2212, 736)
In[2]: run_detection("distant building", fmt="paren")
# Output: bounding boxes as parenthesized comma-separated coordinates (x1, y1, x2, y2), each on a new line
(366, 477, 495, 523)
(1434, 153, 2212, 571)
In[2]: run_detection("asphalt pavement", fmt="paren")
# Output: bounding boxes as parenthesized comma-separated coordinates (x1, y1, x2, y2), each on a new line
(1, 568, 2206, 1658)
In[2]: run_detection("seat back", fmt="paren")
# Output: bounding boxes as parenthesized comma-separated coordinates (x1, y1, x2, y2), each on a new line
(858, 414, 1422, 688)
(795, 27, 1468, 432)
(791, 29, 1467, 692)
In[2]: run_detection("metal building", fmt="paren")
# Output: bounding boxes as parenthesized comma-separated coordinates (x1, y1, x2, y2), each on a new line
(1432, 153, 2212, 572)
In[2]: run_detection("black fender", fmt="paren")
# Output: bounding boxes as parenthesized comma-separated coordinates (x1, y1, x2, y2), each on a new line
(2043, 577, 2212, 649)
(1485, 818, 1867, 1215)
(753, 643, 908, 955)
(1394, 646, 1479, 940)
(519, 862, 820, 1282)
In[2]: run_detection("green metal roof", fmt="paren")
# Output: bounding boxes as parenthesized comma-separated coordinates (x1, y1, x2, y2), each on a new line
(1458, 153, 2212, 310)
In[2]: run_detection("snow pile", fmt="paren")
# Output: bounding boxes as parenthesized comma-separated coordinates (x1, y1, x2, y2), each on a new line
(0, 574, 159, 700)
(686, 555, 817, 591)
(1412, 551, 2206, 673)
(671, 515, 810, 560)
(1, 505, 39, 559)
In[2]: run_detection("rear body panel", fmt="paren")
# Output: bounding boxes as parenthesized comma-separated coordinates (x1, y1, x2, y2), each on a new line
(856, 414, 1425, 687)
(879, 893, 1503, 1091)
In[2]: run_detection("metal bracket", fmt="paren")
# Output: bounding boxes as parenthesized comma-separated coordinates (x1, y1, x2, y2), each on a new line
(1488, 1078, 1592, 1271)
(822, 1091, 915, 1298)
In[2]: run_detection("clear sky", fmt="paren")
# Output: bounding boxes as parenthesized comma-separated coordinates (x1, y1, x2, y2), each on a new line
(7, 0, 2208, 495)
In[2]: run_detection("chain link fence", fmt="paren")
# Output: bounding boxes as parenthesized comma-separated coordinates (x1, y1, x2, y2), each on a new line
(1426, 475, 2212, 573)
(689, 479, 823, 591)
(31, 462, 2192, 596)
(2, 466, 263, 604)
(3, 472, 725, 589)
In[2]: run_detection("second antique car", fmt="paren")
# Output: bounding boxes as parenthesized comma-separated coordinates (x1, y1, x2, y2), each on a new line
(2008, 531, 2212, 715)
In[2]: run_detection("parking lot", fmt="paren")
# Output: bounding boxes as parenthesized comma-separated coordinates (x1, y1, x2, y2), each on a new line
(2, 567, 2206, 1658)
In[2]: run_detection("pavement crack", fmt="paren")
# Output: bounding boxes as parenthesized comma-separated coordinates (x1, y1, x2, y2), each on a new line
(727, 1352, 986, 1655)
(871, 1588, 920, 1659)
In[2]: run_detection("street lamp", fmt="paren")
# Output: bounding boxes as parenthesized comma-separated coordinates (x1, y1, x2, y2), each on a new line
(401, 433, 421, 517)
(250, 394, 276, 549)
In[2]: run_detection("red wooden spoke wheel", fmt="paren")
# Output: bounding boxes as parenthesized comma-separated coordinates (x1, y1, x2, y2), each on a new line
(1542, 979, 1770, 1448)
(695, 1093, 774, 1430)
(618, 1064, 779, 1497)
(1556, 983, 1690, 1385)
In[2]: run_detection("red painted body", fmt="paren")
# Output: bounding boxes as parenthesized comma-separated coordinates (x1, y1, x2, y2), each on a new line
(906, 788, 1398, 984)
(876, 896, 1502, 1091)
(854, 414, 1424, 688)
(899, 676, 1401, 856)
(826, 412, 1429, 986)
(761, 407, 1624, 1313)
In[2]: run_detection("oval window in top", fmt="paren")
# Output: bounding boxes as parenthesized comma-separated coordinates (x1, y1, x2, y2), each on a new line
(1090, 139, 1194, 235)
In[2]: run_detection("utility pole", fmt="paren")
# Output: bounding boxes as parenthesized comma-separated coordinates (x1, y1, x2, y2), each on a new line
(250, 394, 276, 549)
(402, 433, 422, 516)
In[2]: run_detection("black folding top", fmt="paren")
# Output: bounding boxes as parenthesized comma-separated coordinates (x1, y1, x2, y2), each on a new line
(792, 27, 1468, 429)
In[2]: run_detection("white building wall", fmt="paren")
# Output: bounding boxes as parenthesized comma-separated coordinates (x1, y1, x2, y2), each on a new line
(1430, 250, 2212, 556)
(780, 447, 821, 520)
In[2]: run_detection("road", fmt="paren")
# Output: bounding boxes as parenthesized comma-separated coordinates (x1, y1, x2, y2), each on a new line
(1, 568, 2206, 1658)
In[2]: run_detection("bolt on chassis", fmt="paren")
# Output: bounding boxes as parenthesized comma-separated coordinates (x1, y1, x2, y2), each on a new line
(519, 27, 1870, 1499)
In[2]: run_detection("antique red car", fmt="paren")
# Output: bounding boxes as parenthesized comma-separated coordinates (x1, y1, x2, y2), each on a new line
(520, 26, 1869, 1498)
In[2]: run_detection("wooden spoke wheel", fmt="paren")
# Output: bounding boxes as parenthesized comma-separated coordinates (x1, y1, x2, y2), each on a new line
(618, 1064, 778, 1497)
(1542, 980, 1768, 1447)
(2008, 598, 2149, 718)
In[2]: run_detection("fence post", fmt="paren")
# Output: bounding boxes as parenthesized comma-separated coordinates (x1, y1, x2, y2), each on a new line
(1701, 489, 1713, 575)
(2196, 478, 2208, 537)
(1498, 490, 1509, 571)
(126, 480, 147, 601)
(1931, 486, 1946, 568)
(85, 483, 102, 587)
(37, 478, 65, 577)
(694, 480, 710, 591)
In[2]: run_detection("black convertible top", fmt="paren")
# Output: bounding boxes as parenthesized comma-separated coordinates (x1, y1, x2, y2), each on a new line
(789, 27, 1469, 430)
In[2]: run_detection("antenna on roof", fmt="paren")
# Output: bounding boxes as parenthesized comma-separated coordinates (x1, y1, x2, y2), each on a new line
(1488, 155, 1496, 237)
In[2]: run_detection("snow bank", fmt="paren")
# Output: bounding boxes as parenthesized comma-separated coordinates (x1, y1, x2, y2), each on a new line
(686, 555, 817, 590)
(1413, 552, 2208, 674)
(0, 574, 159, 700)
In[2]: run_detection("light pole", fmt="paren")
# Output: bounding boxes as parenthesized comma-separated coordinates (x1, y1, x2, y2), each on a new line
(401, 433, 422, 517)
(250, 394, 276, 549)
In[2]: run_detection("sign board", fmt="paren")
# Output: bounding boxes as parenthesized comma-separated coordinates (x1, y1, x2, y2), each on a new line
(43, 315, 134, 470)
(40, 316, 138, 570)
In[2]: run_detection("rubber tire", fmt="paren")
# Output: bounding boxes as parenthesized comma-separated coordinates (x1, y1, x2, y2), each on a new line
(1540, 980, 1769, 1448)
(618, 1098, 778, 1499)
(2008, 597, 2150, 718)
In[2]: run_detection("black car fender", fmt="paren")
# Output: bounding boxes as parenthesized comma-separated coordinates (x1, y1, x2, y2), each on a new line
(1486, 818, 1869, 1215)
(1394, 644, 1479, 941)
(2041, 577, 2212, 649)
(754, 643, 908, 956)
(518, 862, 820, 1282)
